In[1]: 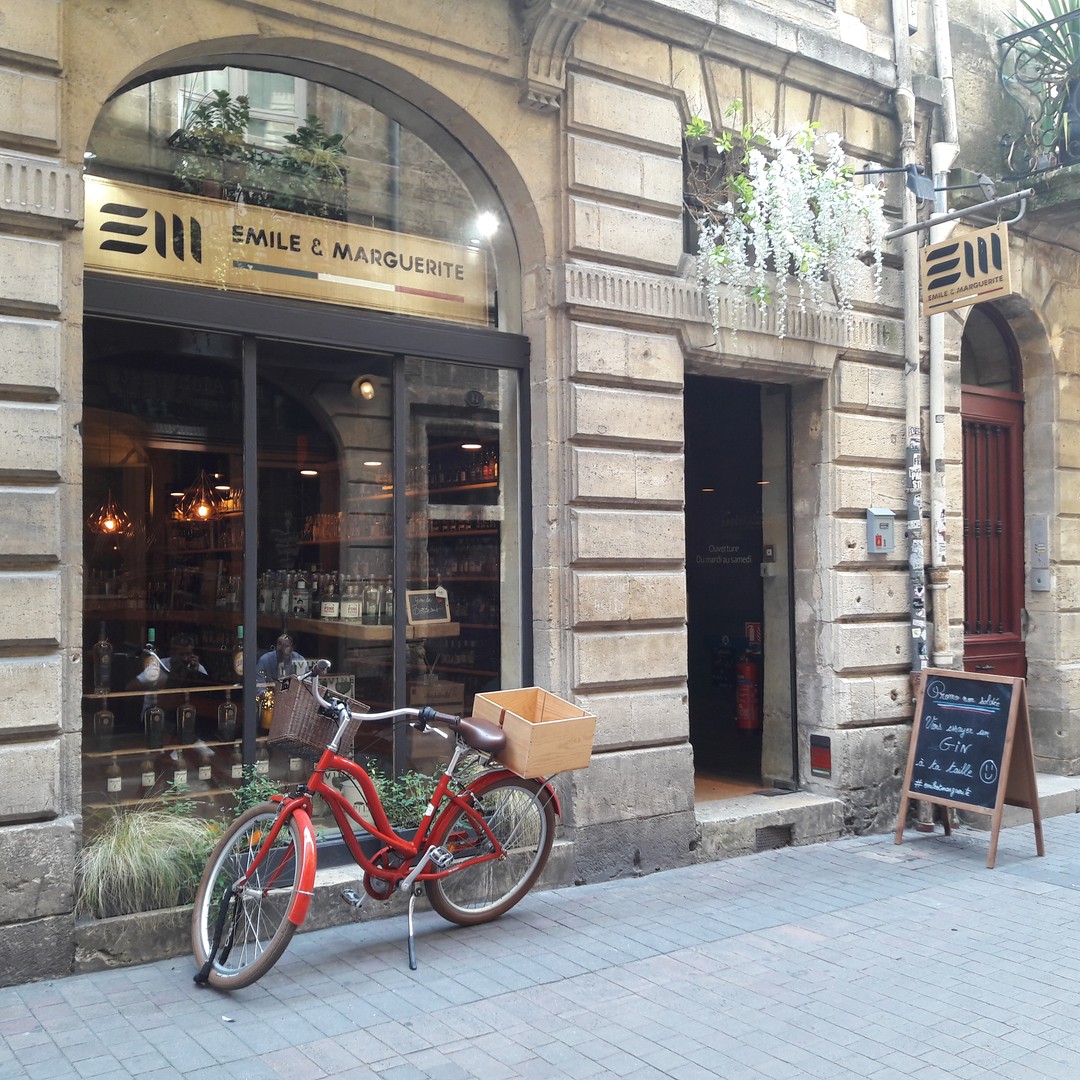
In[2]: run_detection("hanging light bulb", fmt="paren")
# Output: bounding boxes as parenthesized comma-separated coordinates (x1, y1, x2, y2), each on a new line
(176, 470, 221, 522)
(87, 490, 133, 536)
(87, 420, 133, 536)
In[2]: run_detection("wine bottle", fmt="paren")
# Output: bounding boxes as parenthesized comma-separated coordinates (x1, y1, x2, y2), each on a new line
(362, 580, 381, 625)
(142, 627, 162, 684)
(93, 622, 113, 694)
(319, 573, 340, 620)
(106, 755, 122, 801)
(144, 694, 165, 749)
(170, 751, 188, 789)
(216, 690, 237, 741)
(196, 747, 213, 785)
(176, 691, 195, 743)
(93, 700, 115, 748)
(140, 754, 156, 796)
(380, 578, 394, 626)
(232, 625, 244, 680)
(230, 742, 244, 781)
(256, 744, 270, 776)
(340, 577, 361, 621)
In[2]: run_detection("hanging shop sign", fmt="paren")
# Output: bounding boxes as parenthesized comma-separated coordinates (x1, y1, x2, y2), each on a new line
(83, 177, 488, 326)
(920, 222, 1012, 315)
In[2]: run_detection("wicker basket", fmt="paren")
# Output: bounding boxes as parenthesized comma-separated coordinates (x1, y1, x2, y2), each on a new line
(268, 676, 368, 760)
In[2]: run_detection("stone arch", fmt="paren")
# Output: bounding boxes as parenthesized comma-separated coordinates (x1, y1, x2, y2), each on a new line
(66, 29, 548, 333)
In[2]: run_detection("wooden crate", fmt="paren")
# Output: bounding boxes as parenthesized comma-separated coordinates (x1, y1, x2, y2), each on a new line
(473, 687, 596, 777)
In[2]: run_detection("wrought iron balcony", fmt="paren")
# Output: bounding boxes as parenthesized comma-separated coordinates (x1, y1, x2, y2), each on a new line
(999, 8, 1080, 176)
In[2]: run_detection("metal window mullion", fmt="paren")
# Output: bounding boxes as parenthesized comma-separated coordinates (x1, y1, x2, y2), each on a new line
(392, 355, 408, 773)
(242, 335, 259, 766)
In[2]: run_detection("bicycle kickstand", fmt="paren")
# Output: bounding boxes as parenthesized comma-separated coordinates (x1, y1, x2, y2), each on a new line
(407, 885, 422, 970)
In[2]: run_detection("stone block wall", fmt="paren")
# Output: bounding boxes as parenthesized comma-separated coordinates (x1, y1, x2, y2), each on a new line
(0, 0, 83, 985)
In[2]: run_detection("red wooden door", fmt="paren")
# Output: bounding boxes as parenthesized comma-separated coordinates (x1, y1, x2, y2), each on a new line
(961, 388, 1026, 677)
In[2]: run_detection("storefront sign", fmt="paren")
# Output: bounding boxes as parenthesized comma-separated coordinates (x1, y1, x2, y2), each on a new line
(84, 177, 488, 325)
(920, 222, 1012, 315)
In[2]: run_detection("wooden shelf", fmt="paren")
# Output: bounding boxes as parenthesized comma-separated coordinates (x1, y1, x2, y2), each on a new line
(260, 616, 460, 641)
(83, 682, 241, 701)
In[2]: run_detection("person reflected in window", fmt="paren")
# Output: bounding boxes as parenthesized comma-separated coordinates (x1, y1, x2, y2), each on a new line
(256, 632, 307, 685)
(128, 632, 208, 691)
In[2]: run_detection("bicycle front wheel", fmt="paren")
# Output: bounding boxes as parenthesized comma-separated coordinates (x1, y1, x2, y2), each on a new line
(191, 801, 303, 990)
(426, 776, 555, 926)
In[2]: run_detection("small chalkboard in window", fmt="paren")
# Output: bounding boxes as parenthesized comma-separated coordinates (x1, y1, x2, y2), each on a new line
(405, 589, 451, 626)
(895, 668, 1044, 868)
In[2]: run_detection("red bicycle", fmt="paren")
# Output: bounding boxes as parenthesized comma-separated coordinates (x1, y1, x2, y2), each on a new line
(191, 660, 559, 990)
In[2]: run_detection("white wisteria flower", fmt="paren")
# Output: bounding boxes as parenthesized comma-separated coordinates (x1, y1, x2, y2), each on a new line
(689, 117, 887, 339)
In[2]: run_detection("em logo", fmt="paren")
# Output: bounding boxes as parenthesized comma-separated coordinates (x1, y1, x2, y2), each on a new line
(97, 200, 203, 263)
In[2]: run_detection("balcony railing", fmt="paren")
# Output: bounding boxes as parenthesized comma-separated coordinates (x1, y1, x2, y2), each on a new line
(999, 8, 1080, 176)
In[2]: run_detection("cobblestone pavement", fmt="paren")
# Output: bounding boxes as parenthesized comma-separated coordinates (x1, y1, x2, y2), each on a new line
(1, 812, 1078, 1079)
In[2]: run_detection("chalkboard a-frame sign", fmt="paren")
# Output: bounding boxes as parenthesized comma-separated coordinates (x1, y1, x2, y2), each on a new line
(895, 668, 1044, 868)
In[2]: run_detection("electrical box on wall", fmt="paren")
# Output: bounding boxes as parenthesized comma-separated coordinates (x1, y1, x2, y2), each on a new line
(866, 508, 895, 554)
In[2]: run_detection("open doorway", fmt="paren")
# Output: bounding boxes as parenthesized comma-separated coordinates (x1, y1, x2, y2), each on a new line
(684, 375, 796, 799)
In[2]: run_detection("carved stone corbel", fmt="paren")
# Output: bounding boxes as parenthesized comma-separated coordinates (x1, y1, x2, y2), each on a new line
(515, 0, 599, 113)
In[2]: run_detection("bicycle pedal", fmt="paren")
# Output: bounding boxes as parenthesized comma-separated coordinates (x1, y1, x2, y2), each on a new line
(340, 888, 366, 908)
(428, 846, 454, 869)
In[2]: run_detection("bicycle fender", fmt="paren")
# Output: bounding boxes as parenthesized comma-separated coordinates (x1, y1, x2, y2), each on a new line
(467, 768, 562, 818)
(286, 806, 318, 926)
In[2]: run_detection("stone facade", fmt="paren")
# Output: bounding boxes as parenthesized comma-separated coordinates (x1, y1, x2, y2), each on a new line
(0, 0, 1077, 984)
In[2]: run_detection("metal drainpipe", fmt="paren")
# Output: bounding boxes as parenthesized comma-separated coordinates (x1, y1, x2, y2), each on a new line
(891, 1, 929, 691)
(929, 0, 960, 669)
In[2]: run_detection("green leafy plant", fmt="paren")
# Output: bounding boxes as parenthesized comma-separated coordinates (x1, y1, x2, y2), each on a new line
(170, 93, 348, 217)
(75, 805, 217, 919)
(230, 766, 282, 816)
(1003, 0, 1080, 169)
(171, 90, 255, 195)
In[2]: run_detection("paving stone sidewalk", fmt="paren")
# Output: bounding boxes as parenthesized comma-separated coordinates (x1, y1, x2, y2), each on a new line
(2, 812, 1079, 1080)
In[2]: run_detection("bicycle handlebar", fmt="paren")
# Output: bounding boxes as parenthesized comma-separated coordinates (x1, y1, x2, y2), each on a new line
(305, 660, 458, 737)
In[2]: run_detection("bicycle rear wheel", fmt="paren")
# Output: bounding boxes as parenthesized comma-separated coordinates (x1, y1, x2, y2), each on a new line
(426, 776, 555, 926)
(191, 801, 303, 990)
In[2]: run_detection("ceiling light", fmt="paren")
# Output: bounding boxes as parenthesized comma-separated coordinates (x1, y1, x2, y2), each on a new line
(300, 469, 318, 476)
(87, 490, 133, 536)
(461, 442, 482, 451)
(351, 376, 377, 401)
(474, 211, 499, 238)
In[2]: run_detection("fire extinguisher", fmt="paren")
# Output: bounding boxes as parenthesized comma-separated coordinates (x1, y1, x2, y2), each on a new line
(735, 647, 763, 732)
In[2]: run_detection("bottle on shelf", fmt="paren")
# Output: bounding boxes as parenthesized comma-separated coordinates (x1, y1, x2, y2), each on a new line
(278, 571, 292, 617)
(340, 576, 361, 622)
(232, 625, 244, 680)
(380, 577, 394, 626)
(288, 755, 305, 782)
(144, 695, 165, 749)
(142, 627, 162, 684)
(362, 579, 382, 625)
(140, 753, 156, 797)
(256, 744, 270, 777)
(168, 750, 188, 790)
(216, 690, 238, 741)
(319, 572, 340, 620)
(292, 570, 310, 616)
(176, 692, 197, 744)
(230, 742, 244, 781)
(92, 622, 113, 695)
(196, 746, 213, 786)
(93, 699, 115, 748)
(105, 755, 122, 801)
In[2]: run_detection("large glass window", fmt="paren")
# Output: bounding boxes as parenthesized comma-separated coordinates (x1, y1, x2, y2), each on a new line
(82, 319, 524, 825)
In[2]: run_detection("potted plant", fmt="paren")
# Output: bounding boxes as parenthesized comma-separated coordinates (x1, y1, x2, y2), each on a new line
(245, 114, 349, 219)
(1004, 0, 1080, 168)
(169, 90, 255, 199)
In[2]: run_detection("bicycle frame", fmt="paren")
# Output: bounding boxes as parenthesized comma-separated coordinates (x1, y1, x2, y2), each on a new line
(246, 740, 538, 929)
